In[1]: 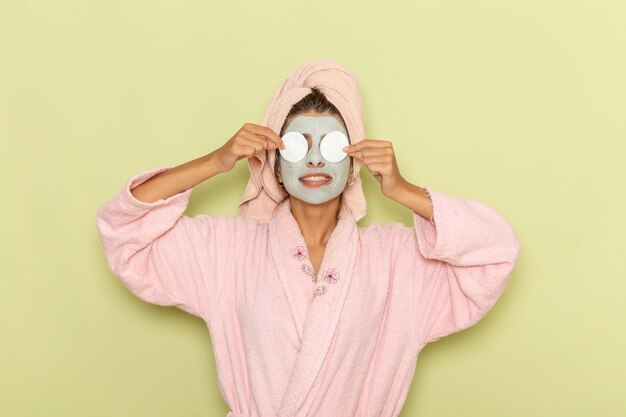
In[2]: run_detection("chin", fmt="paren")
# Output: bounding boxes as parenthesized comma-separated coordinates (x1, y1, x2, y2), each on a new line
(289, 191, 344, 206)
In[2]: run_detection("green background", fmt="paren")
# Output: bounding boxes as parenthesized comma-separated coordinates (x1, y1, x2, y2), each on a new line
(2, 0, 624, 416)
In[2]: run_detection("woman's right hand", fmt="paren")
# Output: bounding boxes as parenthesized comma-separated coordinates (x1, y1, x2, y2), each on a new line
(215, 123, 285, 173)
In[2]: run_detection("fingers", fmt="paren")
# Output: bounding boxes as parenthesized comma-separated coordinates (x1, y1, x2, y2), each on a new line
(239, 132, 272, 154)
(243, 123, 285, 150)
(344, 139, 392, 152)
(359, 155, 393, 165)
(345, 147, 393, 162)
(238, 130, 278, 154)
(341, 140, 401, 190)
(344, 139, 392, 160)
(233, 139, 264, 159)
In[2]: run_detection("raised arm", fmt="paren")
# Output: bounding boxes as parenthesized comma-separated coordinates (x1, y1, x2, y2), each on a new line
(126, 122, 285, 204)
(407, 187, 522, 347)
(95, 160, 233, 321)
(343, 139, 521, 347)
(95, 123, 285, 322)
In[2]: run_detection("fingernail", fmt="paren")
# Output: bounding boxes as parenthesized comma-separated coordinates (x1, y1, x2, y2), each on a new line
(342, 146, 349, 151)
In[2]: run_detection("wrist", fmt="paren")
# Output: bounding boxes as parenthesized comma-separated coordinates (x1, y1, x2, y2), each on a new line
(387, 177, 412, 202)
(204, 149, 230, 176)
(388, 179, 434, 223)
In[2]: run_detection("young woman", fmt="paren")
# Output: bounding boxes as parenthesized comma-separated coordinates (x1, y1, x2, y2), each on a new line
(96, 59, 521, 417)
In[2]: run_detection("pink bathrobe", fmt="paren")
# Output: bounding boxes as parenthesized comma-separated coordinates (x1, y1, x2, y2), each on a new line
(95, 164, 521, 417)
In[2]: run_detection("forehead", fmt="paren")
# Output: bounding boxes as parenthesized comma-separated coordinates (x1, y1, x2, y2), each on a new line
(284, 116, 347, 135)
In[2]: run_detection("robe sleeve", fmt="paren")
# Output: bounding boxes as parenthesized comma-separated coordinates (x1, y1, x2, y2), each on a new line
(410, 187, 521, 347)
(95, 165, 240, 323)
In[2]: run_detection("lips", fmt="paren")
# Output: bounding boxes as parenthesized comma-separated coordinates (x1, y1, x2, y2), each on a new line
(299, 172, 332, 186)
(300, 173, 331, 180)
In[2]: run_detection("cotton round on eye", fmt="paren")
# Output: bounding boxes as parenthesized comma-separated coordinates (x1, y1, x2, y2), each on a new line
(320, 131, 349, 163)
(279, 132, 308, 163)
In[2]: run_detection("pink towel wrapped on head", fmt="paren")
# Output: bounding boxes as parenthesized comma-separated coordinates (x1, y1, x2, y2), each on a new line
(96, 58, 521, 417)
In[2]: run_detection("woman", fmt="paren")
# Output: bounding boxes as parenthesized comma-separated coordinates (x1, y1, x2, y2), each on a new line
(96, 59, 521, 417)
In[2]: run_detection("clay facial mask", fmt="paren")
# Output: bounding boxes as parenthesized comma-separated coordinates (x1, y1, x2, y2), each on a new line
(278, 115, 351, 205)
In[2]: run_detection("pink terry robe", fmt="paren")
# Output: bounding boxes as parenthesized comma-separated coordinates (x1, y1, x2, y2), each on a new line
(95, 165, 521, 417)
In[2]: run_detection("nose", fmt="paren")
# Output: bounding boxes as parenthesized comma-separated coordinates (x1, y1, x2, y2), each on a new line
(307, 160, 325, 168)
(306, 136, 325, 167)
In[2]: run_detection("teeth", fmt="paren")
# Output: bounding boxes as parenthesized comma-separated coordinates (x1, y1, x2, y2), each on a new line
(301, 176, 330, 181)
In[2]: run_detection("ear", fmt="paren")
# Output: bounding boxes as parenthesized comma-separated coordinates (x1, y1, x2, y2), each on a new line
(274, 150, 283, 183)
(276, 165, 283, 184)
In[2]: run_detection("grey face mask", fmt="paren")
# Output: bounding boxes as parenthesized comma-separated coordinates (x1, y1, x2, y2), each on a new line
(278, 115, 351, 205)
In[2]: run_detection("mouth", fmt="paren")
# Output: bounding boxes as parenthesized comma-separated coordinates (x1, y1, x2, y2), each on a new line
(299, 172, 333, 188)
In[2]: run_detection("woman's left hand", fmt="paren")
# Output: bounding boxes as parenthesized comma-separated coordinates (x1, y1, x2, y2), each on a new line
(343, 139, 407, 199)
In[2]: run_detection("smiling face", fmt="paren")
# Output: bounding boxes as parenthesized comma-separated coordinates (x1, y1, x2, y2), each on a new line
(277, 113, 352, 205)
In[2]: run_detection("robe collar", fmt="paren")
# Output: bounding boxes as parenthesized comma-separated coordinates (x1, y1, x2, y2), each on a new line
(268, 196, 360, 416)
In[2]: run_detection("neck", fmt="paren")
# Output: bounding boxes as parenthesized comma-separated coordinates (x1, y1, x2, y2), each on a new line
(289, 195, 341, 247)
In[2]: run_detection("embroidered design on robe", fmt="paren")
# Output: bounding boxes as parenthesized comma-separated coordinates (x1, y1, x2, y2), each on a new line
(321, 268, 339, 284)
(313, 285, 327, 298)
(291, 246, 339, 293)
(291, 245, 308, 261)
(300, 264, 316, 282)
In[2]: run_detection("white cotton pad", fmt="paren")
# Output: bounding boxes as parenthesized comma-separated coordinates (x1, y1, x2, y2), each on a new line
(320, 131, 349, 163)
(279, 132, 308, 163)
